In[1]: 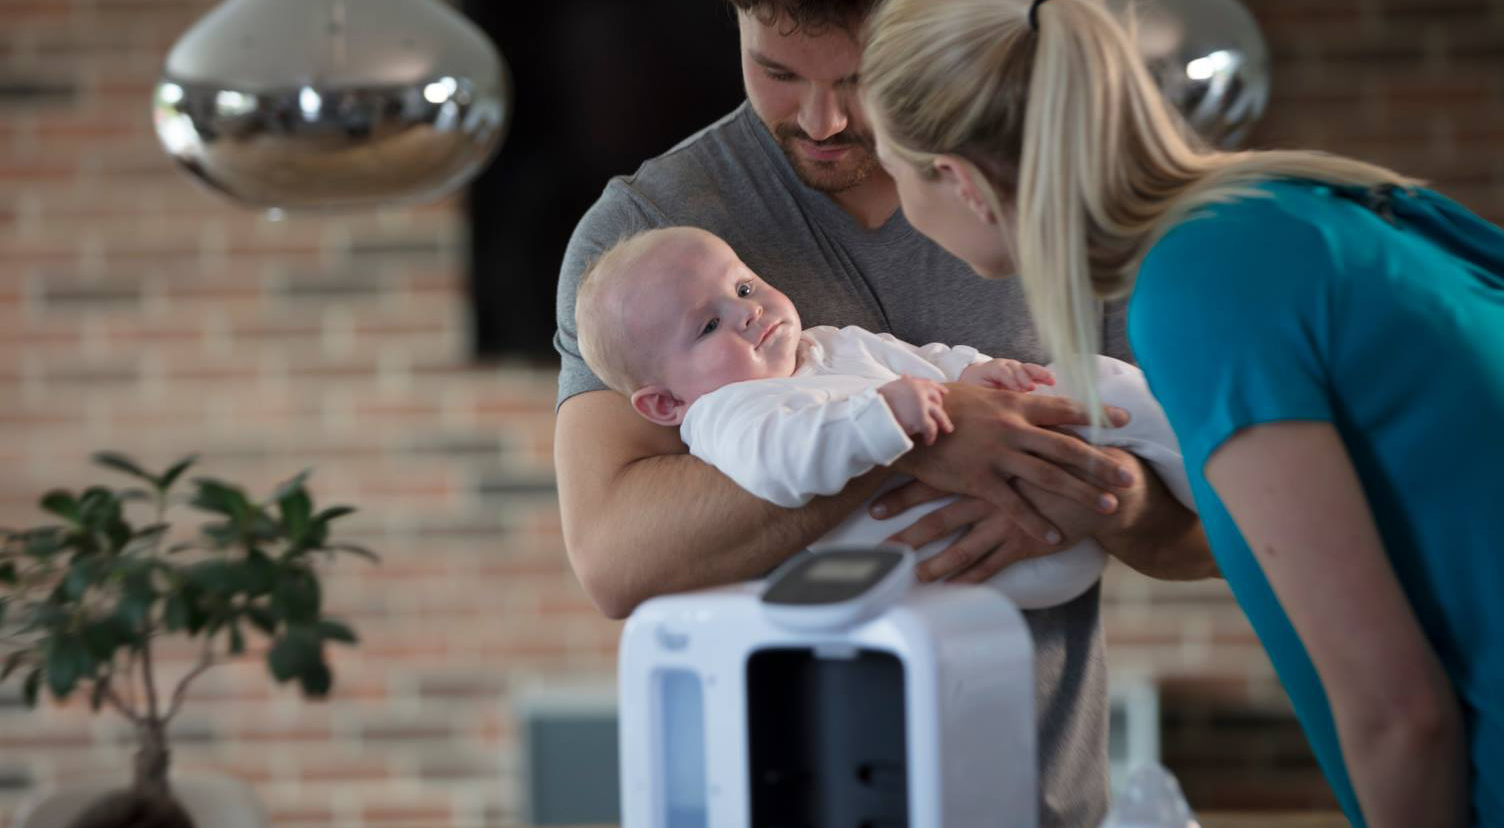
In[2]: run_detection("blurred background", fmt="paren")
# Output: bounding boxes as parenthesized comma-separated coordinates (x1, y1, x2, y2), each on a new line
(1, 0, 1501, 826)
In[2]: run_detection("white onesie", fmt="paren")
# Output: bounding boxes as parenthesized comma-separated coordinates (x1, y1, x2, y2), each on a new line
(680, 325, 1196, 609)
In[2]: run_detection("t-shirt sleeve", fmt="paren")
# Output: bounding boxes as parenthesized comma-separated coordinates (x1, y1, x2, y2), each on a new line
(1127, 197, 1338, 470)
(554, 181, 667, 410)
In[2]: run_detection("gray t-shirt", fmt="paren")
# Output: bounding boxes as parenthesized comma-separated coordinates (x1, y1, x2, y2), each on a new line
(555, 103, 1128, 828)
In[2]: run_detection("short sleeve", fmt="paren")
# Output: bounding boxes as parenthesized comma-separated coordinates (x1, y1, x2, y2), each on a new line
(553, 181, 667, 409)
(1127, 194, 1339, 468)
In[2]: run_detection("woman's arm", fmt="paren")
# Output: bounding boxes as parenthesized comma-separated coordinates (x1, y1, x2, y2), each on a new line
(1205, 421, 1467, 828)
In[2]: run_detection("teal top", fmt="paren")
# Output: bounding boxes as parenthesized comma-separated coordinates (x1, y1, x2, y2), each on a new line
(1128, 180, 1504, 827)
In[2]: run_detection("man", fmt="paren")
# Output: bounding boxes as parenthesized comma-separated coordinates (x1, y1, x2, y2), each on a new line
(552, 1, 1215, 824)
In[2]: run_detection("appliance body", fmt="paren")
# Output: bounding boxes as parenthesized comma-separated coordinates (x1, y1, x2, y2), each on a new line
(618, 549, 1037, 828)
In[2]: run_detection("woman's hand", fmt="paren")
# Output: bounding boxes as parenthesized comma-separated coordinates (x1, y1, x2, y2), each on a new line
(889, 383, 1135, 545)
(1207, 421, 1466, 828)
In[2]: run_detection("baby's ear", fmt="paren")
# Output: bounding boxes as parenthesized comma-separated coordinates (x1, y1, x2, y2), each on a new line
(630, 386, 687, 427)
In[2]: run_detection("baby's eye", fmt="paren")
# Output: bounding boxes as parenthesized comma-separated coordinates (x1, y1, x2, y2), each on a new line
(736, 282, 753, 297)
(701, 318, 720, 336)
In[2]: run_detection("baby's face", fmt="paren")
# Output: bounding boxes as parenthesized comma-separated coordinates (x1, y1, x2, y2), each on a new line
(626, 228, 802, 408)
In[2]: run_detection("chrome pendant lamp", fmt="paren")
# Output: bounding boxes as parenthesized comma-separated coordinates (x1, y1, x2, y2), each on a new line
(1125, 0, 1271, 148)
(152, 0, 509, 211)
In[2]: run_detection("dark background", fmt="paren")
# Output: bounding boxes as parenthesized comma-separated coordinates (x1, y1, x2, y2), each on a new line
(466, 0, 748, 359)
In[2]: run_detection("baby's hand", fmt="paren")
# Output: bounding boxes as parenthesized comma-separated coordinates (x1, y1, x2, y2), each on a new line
(877, 377, 953, 446)
(959, 358, 1055, 392)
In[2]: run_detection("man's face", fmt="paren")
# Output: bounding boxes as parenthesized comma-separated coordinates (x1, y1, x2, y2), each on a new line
(737, 11, 880, 194)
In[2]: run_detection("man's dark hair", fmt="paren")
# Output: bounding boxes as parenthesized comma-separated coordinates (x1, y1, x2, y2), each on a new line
(725, 0, 881, 35)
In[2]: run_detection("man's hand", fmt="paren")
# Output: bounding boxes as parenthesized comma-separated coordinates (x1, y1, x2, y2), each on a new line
(876, 479, 1112, 583)
(1095, 448, 1217, 580)
(891, 383, 1134, 545)
(877, 376, 954, 446)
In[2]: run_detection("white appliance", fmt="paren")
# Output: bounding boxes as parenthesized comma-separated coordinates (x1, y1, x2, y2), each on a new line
(618, 546, 1038, 828)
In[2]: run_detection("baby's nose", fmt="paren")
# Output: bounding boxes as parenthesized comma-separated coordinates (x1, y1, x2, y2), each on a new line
(743, 304, 762, 326)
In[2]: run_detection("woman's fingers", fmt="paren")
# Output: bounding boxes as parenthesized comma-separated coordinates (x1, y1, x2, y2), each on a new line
(1020, 426, 1136, 492)
(881, 495, 990, 551)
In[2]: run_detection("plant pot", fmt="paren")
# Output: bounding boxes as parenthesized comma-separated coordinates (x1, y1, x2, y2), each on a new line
(11, 771, 266, 828)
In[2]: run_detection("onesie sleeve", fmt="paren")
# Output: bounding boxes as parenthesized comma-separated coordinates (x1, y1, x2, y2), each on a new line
(864, 329, 991, 381)
(1127, 194, 1339, 473)
(679, 378, 913, 508)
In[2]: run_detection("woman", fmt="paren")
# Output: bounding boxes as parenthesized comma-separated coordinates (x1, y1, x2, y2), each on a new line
(860, 0, 1504, 826)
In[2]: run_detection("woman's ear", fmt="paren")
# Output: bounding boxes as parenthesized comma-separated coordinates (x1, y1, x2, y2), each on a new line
(933, 155, 998, 226)
(630, 385, 688, 427)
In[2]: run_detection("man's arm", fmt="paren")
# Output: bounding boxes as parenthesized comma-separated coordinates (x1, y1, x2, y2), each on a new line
(555, 389, 886, 618)
(1093, 448, 1215, 580)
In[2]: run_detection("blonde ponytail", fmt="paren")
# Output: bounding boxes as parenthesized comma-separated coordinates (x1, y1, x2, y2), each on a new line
(863, 0, 1418, 428)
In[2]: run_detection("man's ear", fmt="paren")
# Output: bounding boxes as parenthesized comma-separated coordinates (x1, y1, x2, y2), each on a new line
(933, 155, 998, 226)
(630, 385, 688, 427)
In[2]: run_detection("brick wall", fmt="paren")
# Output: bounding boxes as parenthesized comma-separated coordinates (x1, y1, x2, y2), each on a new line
(1, 1, 1501, 826)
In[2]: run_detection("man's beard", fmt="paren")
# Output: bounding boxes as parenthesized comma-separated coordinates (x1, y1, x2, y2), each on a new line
(774, 124, 880, 194)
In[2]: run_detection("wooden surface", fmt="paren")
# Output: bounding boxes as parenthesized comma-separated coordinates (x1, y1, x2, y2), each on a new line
(1202, 813, 1349, 828)
(545, 818, 1348, 828)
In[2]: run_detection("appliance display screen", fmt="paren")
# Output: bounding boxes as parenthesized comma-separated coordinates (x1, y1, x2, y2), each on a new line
(805, 558, 881, 584)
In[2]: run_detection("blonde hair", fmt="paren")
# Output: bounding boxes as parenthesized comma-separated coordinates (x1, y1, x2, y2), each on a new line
(575, 231, 661, 395)
(862, 0, 1418, 425)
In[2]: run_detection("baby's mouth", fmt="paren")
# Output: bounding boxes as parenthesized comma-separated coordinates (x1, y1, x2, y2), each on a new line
(755, 321, 781, 350)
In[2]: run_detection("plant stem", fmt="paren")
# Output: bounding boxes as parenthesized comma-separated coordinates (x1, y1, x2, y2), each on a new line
(165, 637, 215, 723)
(100, 676, 143, 726)
(133, 717, 171, 798)
(141, 632, 161, 723)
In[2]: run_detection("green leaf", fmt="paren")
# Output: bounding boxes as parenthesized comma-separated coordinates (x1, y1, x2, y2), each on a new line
(190, 479, 252, 522)
(63, 558, 96, 600)
(243, 551, 278, 597)
(279, 489, 313, 545)
(313, 506, 356, 523)
(119, 488, 154, 503)
(76, 487, 121, 529)
(270, 569, 320, 623)
(271, 470, 312, 505)
(104, 519, 132, 554)
(116, 565, 157, 629)
(331, 544, 380, 563)
(228, 622, 245, 655)
(23, 668, 41, 707)
(159, 456, 198, 492)
(92, 452, 158, 487)
(0, 561, 15, 585)
(82, 616, 135, 660)
(40, 491, 79, 522)
(298, 661, 332, 697)
(164, 594, 190, 632)
(25, 528, 68, 558)
(244, 606, 278, 635)
(267, 627, 321, 682)
(45, 635, 89, 699)
(184, 559, 238, 595)
(90, 678, 107, 712)
(315, 619, 358, 644)
(0, 597, 7, 628)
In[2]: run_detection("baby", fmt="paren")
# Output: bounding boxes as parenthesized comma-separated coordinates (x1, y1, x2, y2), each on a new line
(575, 226, 1194, 608)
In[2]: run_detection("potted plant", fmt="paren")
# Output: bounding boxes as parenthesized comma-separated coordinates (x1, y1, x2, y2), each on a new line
(0, 452, 376, 828)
